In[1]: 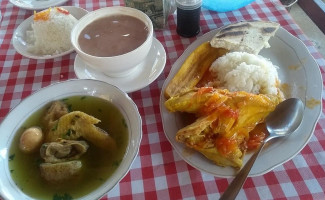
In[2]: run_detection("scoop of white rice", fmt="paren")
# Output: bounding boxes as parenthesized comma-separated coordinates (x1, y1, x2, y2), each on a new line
(209, 52, 279, 95)
(26, 8, 77, 55)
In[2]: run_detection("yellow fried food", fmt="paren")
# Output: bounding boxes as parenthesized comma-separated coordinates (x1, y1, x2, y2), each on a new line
(166, 87, 281, 167)
(164, 42, 228, 99)
(165, 87, 228, 114)
(46, 111, 116, 151)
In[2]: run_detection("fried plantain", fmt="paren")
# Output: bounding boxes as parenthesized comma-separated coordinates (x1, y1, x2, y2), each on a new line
(164, 42, 228, 99)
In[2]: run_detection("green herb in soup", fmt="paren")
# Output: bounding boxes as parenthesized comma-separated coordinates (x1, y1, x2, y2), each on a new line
(9, 96, 128, 200)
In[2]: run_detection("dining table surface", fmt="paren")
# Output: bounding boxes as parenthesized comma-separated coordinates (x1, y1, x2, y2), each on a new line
(1, 0, 325, 199)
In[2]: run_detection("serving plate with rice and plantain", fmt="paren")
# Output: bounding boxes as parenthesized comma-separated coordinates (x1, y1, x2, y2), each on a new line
(12, 6, 88, 59)
(160, 21, 322, 177)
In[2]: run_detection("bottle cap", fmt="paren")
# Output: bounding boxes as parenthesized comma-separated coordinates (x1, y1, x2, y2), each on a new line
(176, 0, 202, 10)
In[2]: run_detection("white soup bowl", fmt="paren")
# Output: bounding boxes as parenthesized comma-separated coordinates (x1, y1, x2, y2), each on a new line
(71, 6, 153, 77)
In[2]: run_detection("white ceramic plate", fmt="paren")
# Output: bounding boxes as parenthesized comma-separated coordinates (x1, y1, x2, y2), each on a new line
(160, 27, 323, 177)
(9, 0, 68, 10)
(0, 79, 142, 200)
(74, 38, 167, 93)
(12, 6, 88, 60)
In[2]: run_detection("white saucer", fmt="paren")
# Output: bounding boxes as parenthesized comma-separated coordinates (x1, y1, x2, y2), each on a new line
(74, 38, 167, 93)
(12, 6, 88, 60)
(10, 0, 68, 10)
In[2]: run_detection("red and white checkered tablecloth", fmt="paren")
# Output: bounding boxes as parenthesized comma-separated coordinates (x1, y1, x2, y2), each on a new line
(1, 0, 325, 199)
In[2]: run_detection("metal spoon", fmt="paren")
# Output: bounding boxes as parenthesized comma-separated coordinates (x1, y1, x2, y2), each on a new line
(219, 98, 304, 200)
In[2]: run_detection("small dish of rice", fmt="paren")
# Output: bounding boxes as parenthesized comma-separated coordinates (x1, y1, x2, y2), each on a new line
(26, 7, 78, 55)
(12, 6, 88, 59)
(208, 52, 280, 95)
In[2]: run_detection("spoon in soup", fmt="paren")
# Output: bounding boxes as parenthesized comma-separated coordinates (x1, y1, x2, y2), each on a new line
(219, 98, 304, 200)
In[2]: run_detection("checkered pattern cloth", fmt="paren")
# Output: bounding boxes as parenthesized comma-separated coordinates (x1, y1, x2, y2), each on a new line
(1, 0, 325, 199)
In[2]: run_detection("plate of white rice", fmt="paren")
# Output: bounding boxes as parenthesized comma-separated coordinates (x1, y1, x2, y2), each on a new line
(208, 51, 280, 95)
(12, 6, 88, 59)
(160, 26, 322, 177)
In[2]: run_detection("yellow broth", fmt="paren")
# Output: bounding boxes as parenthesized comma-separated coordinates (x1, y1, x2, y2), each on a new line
(8, 96, 129, 199)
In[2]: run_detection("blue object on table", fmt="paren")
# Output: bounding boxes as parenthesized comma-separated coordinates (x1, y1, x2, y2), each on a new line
(202, 0, 256, 12)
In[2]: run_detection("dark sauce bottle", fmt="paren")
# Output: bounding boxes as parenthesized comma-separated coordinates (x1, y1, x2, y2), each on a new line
(176, 0, 202, 38)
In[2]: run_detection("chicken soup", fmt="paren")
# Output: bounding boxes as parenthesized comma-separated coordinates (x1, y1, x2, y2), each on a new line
(8, 96, 128, 200)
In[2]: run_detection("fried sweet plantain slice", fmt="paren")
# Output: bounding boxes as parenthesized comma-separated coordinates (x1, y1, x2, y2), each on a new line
(164, 42, 228, 99)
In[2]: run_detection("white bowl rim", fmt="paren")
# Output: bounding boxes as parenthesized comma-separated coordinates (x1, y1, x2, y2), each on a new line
(71, 6, 154, 59)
